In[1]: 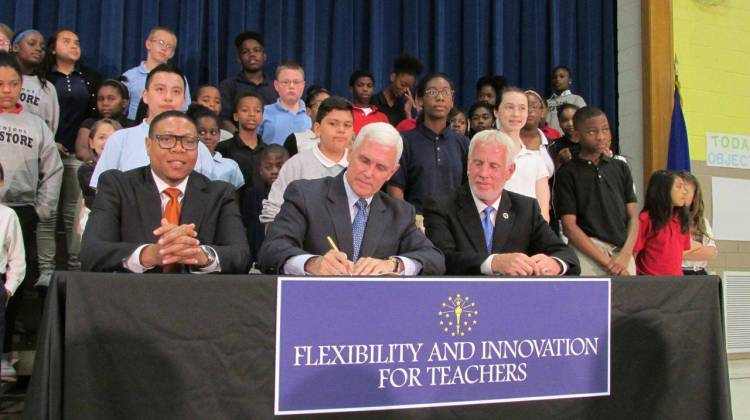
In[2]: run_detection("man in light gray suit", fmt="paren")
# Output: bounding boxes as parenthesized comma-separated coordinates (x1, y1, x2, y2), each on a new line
(258, 122, 444, 276)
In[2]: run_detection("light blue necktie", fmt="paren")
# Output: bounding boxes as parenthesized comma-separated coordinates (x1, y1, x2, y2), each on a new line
(482, 206, 494, 253)
(352, 199, 368, 261)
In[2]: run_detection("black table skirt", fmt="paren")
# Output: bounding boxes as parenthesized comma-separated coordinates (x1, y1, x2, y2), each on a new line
(24, 273, 732, 420)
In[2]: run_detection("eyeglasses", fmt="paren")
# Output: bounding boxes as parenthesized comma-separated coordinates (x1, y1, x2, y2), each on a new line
(278, 79, 304, 87)
(153, 134, 199, 150)
(424, 88, 454, 98)
(198, 129, 220, 136)
(150, 38, 175, 52)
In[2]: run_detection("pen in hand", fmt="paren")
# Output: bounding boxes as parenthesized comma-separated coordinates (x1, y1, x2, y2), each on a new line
(326, 236, 340, 253)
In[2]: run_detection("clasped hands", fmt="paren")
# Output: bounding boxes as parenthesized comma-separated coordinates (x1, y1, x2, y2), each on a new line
(304, 250, 400, 276)
(491, 253, 562, 276)
(139, 218, 209, 268)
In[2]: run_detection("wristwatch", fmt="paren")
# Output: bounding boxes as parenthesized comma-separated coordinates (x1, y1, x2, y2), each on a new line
(199, 245, 218, 268)
(388, 257, 401, 273)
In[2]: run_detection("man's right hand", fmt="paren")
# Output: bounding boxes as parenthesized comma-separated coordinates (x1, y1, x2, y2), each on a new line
(305, 250, 354, 276)
(491, 253, 537, 276)
(140, 219, 201, 267)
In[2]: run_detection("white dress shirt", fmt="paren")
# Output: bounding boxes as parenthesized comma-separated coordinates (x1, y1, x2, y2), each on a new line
(283, 176, 422, 275)
(471, 190, 567, 275)
(124, 171, 221, 273)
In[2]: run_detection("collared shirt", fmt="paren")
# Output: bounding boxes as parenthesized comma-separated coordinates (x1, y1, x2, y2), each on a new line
(504, 141, 549, 199)
(218, 72, 278, 121)
(283, 175, 422, 275)
(554, 155, 637, 247)
(125, 171, 220, 273)
(49, 65, 96, 150)
(389, 123, 469, 213)
(258, 99, 312, 145)
(282, 129, 318, 157)
(122, 61, 192, 120)
(370, 90, 407, 126)
(215, 134, 266, 189)
(89, 120, 215, 189)
(352, 104, 389, 134)
(469, 190, 568, 275)
(259, 145, 349, 224)
(211, 151, 245, 189)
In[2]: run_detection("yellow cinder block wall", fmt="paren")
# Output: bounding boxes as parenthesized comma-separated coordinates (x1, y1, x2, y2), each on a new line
(672, 0, 750, 274)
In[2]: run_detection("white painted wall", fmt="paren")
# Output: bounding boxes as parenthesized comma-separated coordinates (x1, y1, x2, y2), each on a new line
(617, 0, 644, 204)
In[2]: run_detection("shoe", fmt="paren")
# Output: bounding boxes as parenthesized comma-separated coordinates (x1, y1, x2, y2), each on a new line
(1, 359, 16, 383)
(68, 256, 81, 271)
(34, 271, 54, 288)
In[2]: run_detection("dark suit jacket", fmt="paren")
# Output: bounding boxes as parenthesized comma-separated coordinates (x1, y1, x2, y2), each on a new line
(257, 172, 445, 275)
(422, 185, 579, 275)
(80, 166, 251, 273)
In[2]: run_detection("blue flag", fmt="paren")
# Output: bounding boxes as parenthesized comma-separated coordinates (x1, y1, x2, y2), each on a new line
(667, 85, 691, 171)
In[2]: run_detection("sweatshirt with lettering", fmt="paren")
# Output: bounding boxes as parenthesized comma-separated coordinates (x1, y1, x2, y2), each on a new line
(0, 107, 64, 221)
(20, 75, 60, 134)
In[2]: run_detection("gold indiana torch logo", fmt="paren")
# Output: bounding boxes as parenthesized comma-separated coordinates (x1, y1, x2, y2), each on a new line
(438, 294, 478, 337)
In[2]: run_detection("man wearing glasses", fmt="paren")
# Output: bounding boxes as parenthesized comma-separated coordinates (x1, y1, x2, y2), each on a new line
(258, 62, 312, 145)
(122, 27, 191, 120)
(80, 110, 250, 274)
(387, 73, 469, 214)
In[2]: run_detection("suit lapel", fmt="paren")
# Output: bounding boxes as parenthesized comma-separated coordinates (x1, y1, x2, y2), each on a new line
(137, 168, 163, 242)
(492, 190, 515, 253)
(359, 194, 385, 258)
(327, 175, 355, 259)
(180, 173, 207, 228)
(457, 187, 487, 253)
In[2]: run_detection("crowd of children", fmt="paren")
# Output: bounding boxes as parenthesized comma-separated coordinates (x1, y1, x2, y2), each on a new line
(0, 25, 720, 384)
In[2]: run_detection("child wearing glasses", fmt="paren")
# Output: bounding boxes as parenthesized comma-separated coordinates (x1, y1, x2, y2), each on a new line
(122, 27, 191, 120)
(258, 63, 312, 145)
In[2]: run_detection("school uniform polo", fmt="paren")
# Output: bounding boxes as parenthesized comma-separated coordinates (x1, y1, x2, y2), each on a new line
(389, 123, 469, 213)
(216, 134, 266, 189)
(370, 90, 407, 127)
(48, 64, 101, 150)
(554, 155, 637, 247)
(218, 72, 278, 121)
(258, 99, 311, 145)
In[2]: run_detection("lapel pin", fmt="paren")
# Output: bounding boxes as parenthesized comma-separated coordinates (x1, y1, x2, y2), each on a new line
(502, 212, 509, 219)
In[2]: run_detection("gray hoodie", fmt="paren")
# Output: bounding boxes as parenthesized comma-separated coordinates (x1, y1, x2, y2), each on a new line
(20, 75, 59, 134)
(0, 108, 63, 220)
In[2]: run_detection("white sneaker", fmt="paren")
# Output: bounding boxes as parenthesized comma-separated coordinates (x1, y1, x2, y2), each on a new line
(1, 359, 16, 382)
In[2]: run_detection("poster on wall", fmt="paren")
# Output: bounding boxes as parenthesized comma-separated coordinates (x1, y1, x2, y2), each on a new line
(706, 132, 750, 169)
(712, 177, 750, 241)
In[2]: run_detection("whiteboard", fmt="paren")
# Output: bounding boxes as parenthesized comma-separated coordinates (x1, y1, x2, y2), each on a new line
(712, 177, 750, 241)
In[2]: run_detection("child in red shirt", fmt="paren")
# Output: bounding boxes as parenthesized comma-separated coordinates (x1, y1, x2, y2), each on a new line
(634, 170, 691, 275)
(348, 70, 389, 134)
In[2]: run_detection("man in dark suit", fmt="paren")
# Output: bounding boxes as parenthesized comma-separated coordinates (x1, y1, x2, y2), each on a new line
(258, 122, 444, 276)
(80, 110, 250, 274)
(423, 129, 579, 276)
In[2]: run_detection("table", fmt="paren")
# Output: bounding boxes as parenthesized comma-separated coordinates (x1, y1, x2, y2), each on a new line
(24, 273, 732, 419)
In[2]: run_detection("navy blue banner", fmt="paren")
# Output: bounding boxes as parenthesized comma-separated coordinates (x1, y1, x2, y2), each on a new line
(276, 278, 610, 415)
